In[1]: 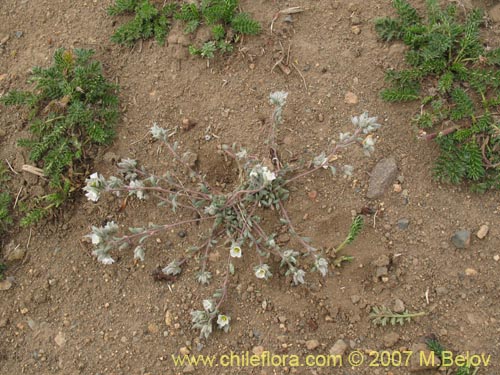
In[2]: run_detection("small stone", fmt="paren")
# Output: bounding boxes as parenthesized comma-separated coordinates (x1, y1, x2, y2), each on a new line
(329, 339, 348, 356)
(344, 92, 359, 105)
(177, 230, 187, 238)
(276, 233, 290, 244)
(351, 25, 361, 34)
(350, 15, 361, 25)
(451, 230, 471, 249)
(393, 183, 402, 193)
(367, 158, 398, 199)
(373, 254, 390, 267)
(494, 255, 500, 262)
(284, 15, 293, 23)
(397, 218, 410, 230)
(393, 299, 405, 313)
(308, 190, 318, 200)
(305, 339, 320, 350)
(148, 323, 159, 334)
(15, 31, 23, 38)
(351, 295, 361, 304)
(54, 332, 66, 347)
(183, 365, 195, 373)
(20, 308, 29, 315)
(476, 224, 489, 239)
(0, 34, 9, 45)
(5, 243, 26, 261)
(0, 279, 12, 291)
(375, 266, 388, 278)
(383, 332, 400, 348)
(465, 268, 478, 276)
(252, 346, 265, 356)
(165, 311, 173, 327)
(181, 118, 196, 131)
(179, 347, 190, 355)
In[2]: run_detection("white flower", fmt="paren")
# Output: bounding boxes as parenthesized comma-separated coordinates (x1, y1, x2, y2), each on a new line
(362, 135, 376, 156)
(217, 314, 230, 331)
(254, 264, 272, 280)
(129, 180, 146, 200)
(83, 172, 106, 202)
(104, 221, 119, 232)
(351, 112, 381, 134)
(292, 269, 306, 285)
(99, 256, 115, 265)
(203, 299, 214, 312)
(262, 167, 276, 184)
(269, 91, 288, 107)
(133, 246, 145, 262)
(315, 257, 329, 277)
(339, 132, 351, 142)
(117, 158, 137, 171)
(230, 243, 242, 258)
(249, 165, 276, 187)
(343, 165, 354, 177)
(150, 122, 167, 140)
(162, 260, 182, 276)
(204, 202, 218, 216)
(91, 233, 101, 245)
(235, 149, 247, 159)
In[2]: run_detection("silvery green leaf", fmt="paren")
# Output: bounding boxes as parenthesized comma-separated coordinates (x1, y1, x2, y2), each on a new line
(129, 227, 144, 234)
(139, 235, 148, 244)
(330, 166, 337, 176)
(229, 262, 235, 275)
(118, 242, 130, 251)
(133, 246, 145, 261)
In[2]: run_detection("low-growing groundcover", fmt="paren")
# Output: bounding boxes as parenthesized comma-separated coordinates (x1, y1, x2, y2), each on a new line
(376, 0, 500, 191)
(0, 48, 120, 225)
(108, 0, 261, 58)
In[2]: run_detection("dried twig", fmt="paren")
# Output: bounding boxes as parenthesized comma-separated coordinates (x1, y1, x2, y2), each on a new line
(21, 165, 46, 177)
(270, 7, 305, 33)
(4, 159, 18, 174)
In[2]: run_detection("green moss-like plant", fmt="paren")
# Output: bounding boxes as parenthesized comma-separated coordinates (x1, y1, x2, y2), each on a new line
(109, 0, 261, 58)
(1, 48, 120, 224)
(376, 0, 500, 191)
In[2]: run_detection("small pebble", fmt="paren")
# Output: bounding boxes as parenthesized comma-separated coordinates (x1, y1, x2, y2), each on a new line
(476, 224, 489, 239)
(305, 339, 320, 350)
(344, 92, 359, 104)
(177, 230, 186, 238)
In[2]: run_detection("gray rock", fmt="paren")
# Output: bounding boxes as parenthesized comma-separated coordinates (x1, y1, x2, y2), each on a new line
(367, 158, 398, 199)
(329, 339, 348, 356)
(451, 229, 471, 249)
(397, 218, 410, 230)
